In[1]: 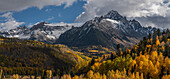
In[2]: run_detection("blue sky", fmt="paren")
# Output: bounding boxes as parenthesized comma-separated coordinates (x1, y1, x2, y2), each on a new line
(11, 0, 85, 27)
(13, 1, 85, 23)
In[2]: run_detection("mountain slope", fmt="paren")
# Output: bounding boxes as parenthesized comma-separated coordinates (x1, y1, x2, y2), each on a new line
(0, 36, 90, 75)
(57, 10, 157, 49)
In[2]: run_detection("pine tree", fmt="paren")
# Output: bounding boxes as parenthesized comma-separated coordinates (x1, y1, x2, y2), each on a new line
(117, 44, 121, 50)
(164, 45, 169, 57)
(148, 33, 151, 39)
(111, 52, 116, 61)
(153, 31, 157, 44)
(166, 29, 169, 33)
(91, 58, 95, 66)
(117, 44, 121, 56)
(162, 30, 166, 35)
(162, 36, 167, 43)
(157, 29, 161, 36)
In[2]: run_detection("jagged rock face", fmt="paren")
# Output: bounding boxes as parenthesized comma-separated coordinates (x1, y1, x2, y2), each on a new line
(30, 22, 49, 30)
(0, 22, 74, 43)
(57, 10, 157, 49)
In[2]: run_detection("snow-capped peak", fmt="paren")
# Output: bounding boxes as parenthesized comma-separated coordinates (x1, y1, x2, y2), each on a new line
(104, 10, 124, 20)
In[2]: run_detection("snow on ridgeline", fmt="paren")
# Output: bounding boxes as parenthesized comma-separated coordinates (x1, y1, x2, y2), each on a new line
(45, 22, 83, 27)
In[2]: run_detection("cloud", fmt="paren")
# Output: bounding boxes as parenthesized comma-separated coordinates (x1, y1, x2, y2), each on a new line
(0, 12, 24, 31)
(0, 0, 77, 12)
(76, 0, 170, 28)
(136, 15, 170, 28)
(47, 16, 54, 21)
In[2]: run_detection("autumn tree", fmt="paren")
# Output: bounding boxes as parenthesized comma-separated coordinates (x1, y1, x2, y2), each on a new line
(87, 70, 93, 79)
(156, 36, 160, 46)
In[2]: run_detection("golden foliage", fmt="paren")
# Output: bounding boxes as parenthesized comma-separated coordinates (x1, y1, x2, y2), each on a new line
(61, 74, 71, 79)
(156, 36, 160, 46)
(88, 50, 99, 53)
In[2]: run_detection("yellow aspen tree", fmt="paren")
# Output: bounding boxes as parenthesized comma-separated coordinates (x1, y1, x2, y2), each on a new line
(46, 70, 52, 79)
(162, 75, 170, 79)
(67, 74, 71, 79)
(128, 50, 131, 54)
(139, 51, 142, 56)
(13, 74, 19, 79)
(164, 57, 170, 73)
(107, 70, 114, 79)
(123, 68, 126, 77)
(61, 74, 71, 79)
(0, 69, 2, 79)
(139, 61, 143, 70)
(131, 73, 135, 79)
(135, 72, 139, 79)
(72, 75, 79, 79)
(102, 74, 107, 79)
(140, 73, 144, 79)
(87, 70, 94, 79)
(156, 36, 160, 46)
(158, 53, 164, 65)
(150, 38, 153, 44)
(93, 72, 101, 79)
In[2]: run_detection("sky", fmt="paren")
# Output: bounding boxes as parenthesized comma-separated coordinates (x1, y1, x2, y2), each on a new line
(0, 0, 170, 30)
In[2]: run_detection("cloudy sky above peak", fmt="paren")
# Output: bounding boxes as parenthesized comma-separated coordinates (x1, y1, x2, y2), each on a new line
(0, 0, 169, 30)
(76, 0, 170, 28)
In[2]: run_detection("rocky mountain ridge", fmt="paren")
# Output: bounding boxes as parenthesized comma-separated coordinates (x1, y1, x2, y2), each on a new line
(0, 22, 80, 43)
(57, 10, 157, 49)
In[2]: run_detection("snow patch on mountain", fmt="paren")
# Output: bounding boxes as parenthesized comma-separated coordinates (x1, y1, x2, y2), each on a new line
(44, 22, 83, 27)
(104, 19, 120, 24)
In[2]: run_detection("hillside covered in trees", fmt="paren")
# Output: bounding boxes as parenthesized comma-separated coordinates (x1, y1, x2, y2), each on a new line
(0, 36, 90, 77)
(60, 29, 170, 79)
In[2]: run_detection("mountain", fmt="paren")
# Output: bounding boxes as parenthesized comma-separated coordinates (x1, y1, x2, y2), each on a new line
(57, 10, 157, 49)
(0, 22, 82, 43)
